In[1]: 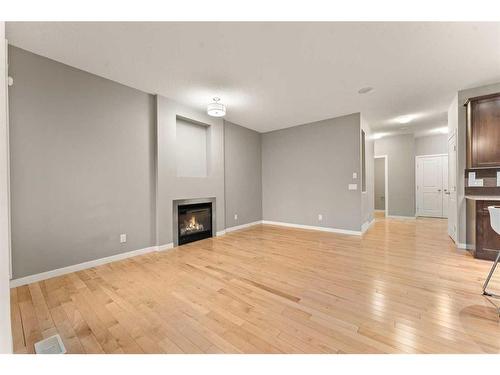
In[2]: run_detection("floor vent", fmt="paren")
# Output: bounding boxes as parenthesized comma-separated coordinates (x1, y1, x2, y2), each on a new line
(34, 334, 66, 354)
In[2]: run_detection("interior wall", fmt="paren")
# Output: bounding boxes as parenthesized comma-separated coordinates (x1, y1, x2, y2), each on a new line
(7, 45, 257, 281)
(175, 118, 208, 178)
(0, 22, 13, 353)
(374, 158, 385, 211)
(224, 120, 262, 228)
(156, 95, 225, 246)
(455, 82, 500, 246)
(8, 46, 157, 279)
(447, 94, 458, 242)
(374, 134, 415, 217)
(415, 134, 447, 156)
(262, 113, 362, 232)
(361, 116, 374, 225)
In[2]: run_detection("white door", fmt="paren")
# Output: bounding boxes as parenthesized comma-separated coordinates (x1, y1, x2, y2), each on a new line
(416, 155, 445, 218)
(442, 155, 449, 218)
(447, 133, 457, 240)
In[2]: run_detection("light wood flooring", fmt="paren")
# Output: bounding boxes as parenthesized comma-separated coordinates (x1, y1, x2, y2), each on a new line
(10, 216, 500, 353)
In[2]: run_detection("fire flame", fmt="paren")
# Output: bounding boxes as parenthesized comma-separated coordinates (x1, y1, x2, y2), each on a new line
(181, 215, 204, 235)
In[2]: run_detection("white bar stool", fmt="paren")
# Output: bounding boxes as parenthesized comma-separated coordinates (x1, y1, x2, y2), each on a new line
(482, 206, 500, 310)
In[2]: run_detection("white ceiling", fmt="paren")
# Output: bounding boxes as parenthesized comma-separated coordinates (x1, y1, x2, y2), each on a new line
(6, 22, 500, 134)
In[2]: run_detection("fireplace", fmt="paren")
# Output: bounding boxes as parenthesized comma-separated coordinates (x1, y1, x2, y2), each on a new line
(173, 198, 215, 246)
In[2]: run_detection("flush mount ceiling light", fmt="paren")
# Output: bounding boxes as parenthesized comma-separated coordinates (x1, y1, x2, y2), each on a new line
(371, 132, 389, 140)
(433, 126, 448, 134)
(395, 114, 417, 124)
(358, 87, 374, 94)
(207, 97, 226, 117)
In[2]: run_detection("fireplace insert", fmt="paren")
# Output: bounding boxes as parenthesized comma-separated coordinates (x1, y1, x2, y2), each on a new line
(177, 202, 213, 245)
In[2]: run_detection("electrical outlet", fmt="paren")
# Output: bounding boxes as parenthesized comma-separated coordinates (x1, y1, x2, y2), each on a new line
(348, 184, 358, 190)
(318, 214, 323, 221)
(120, 234, 127, 243)
(234, 213, 238, 220)
(352, 172, 357, 179)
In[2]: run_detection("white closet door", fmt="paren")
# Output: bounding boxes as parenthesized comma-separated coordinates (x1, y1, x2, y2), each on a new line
(417, 156, 443, 218)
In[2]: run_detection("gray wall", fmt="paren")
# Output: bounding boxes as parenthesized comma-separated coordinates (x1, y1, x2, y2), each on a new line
(156, 96, 225, 246)
(9, 46, 156, 278)
(262, 113, 363, 232)
(415, 134, 447, 156)
(361, 116, 374, 225)
(224, 121, 262, 228)
(374, 134, 415, 217)
(447, 94, 458, 242)
(374, 158, 385, 210)
(176, 118, 208, 178)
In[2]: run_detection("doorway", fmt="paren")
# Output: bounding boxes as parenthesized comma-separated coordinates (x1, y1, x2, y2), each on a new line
(374, 155, 388, 217)
(416, 154, 448, 218)
(447, 131, 457, 241)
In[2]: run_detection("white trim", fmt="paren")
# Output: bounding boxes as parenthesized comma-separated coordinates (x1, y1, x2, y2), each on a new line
(216, 230, 226, 236)
(0, 30, 13, 353)
(261, 220, 361, 236)
(374, 155, 388, 217)
(361, 219, 375, 234)
(387, 215, 417, 220)
(5, 40, 11, 280)
(225, 220, 263, 233)
(448, 128, 456, 142)
(158, 243, 173, 251)
(10, 245, 166, 288)
(415, 153, 447, 158)
(457, 243, 474, 250)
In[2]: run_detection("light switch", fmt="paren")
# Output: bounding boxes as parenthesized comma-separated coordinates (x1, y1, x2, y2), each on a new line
(318, 214, 323, 221)
(348, 184, 358, 191)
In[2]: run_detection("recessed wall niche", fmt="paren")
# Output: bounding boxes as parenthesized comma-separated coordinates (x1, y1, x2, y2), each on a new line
(176, 116, 209, 178)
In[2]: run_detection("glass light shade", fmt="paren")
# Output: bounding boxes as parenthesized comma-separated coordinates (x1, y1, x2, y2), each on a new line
(207, 102, 226, 117)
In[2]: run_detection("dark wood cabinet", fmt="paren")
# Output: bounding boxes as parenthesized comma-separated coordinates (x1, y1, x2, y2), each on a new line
(468, 199, 500, 261)
(464, 93, 500, 260)
(466, 93, 500, 168)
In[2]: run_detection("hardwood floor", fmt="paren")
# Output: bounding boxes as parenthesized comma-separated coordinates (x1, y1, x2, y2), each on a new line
(10, 216, 500, 354)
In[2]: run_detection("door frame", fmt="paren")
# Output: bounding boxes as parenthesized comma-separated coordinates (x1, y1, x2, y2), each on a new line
(374, 155, 388, 216)
(447, 129, 457, 242)
(415, 153, 447, 218)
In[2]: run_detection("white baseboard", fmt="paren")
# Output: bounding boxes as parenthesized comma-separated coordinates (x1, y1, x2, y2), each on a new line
(225, 220, 263, 233)
(387, 215, 417, 220)
(261, 220, 361, 236)
(10, 243, 172, 288)
(374, 209, 385, 212)
(216, 230, 226, 236)
(457, 242, 474, 250)
(158, 242, 174, 251)
(361, 219, 375, 234)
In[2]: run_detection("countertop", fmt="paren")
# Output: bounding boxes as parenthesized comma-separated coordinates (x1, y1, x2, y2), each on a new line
(465, 195, 500, 201)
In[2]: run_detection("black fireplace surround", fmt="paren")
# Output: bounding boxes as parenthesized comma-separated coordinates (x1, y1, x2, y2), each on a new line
(177, 202, 213, 245)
